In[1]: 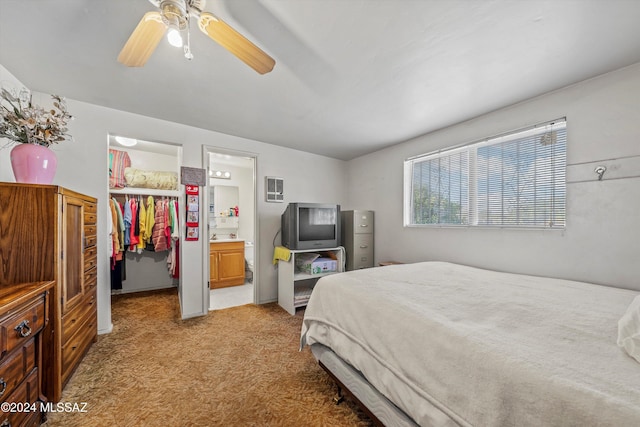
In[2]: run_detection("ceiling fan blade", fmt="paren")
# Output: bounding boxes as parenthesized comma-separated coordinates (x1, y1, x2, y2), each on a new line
(198, 12, 275, 74)
(118, 11, 167, 67)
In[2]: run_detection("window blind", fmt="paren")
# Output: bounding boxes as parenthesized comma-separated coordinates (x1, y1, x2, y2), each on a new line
(406, 119, 566, 228)
(411, 149, 469, 225)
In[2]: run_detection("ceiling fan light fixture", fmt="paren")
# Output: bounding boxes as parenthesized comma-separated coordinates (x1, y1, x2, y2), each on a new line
(167, 26, 183, 47)
(119, 0, 275, 73)
(159, 0, 187, 48)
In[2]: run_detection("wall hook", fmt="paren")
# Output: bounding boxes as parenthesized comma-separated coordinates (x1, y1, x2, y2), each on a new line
(594, 165, 606, 181)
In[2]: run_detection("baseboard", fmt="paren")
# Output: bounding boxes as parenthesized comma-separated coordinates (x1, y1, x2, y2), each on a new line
(98, 323, 113, 335)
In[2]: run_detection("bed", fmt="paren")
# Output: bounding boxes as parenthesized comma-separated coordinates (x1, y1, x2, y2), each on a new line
(300, 261, 640, 426)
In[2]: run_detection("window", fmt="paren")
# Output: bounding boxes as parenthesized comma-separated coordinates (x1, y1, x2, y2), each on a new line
(404, 119, 566, 228)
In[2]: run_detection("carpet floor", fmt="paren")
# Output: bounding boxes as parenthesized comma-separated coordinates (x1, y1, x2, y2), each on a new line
(43, 288, 373, 426)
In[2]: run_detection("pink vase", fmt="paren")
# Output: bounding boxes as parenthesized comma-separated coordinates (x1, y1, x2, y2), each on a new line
(10, 143, 58, 184)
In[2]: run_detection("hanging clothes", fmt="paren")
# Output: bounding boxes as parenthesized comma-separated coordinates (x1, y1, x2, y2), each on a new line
(137, 198, 147, 254)
(143, 195, 155, 248)
(171, 240, 179, 278)
(170, 199, 180, 240)
(112, 197, 125, 249)
(109, 198, 124, 290)
(164, 199, 172, 249)
(129, 197, 139, 250)
(109, 199, 121, 258)
(167, 199, 180, 277)
(109, 192, 180, 286)
(110, 258, 123, 290)
(123, 197, 132, 247)
(172, 199, 180, 278)
(108, 200, 114, 259)
(152, 199, 168, 252)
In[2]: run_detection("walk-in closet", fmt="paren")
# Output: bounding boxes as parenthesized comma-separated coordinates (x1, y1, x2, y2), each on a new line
(108, 135, 182, 294)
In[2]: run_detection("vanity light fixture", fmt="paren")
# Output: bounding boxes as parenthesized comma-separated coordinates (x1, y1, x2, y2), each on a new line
(114, 136, 138, 147)
(210, 170, 231, 179)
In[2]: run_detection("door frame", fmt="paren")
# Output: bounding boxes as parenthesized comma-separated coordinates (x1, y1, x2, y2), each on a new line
(201, 145, 258, 312)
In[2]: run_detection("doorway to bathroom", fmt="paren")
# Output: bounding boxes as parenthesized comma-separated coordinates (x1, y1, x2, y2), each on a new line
(204, 147, 257, 310)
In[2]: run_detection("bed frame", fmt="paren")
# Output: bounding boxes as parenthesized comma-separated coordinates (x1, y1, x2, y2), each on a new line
(311, 344, 419, 427)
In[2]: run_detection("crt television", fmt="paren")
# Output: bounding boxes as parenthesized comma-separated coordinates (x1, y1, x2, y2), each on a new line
(281, 203, 341, 250)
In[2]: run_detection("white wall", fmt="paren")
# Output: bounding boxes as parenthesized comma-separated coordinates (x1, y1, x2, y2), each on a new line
(256, 147, 346, 300)
(346, 62, 640, 291)
(6, 58, 636, 334)
(0, 66, 25, 175)
(0, 62, 347, 333)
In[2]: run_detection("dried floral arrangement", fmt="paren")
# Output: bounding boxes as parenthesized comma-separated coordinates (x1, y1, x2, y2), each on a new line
(0, 86, 73, 147)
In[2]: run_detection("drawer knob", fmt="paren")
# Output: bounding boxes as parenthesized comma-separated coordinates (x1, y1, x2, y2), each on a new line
(0, 378, 6, 396)
(14, 320, 31, 338)
(359, 245, 368, 248)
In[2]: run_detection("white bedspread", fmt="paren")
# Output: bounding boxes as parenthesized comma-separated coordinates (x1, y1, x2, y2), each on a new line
(300, 262, 640, 426)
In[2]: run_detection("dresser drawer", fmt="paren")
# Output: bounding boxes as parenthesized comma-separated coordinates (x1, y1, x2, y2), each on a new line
(84, 222, 97, 234)
(0, 338, 36, 403)
(84, 234, 97, 248)
(84, 245, 97, 271)
(0, 368, 40, 427)
(84, 223, 97, 237)
(62, 320, 96, 386)
(0, 297, 45, 359)
(84, 212, 97, 225)
(85, 267, 97, 289)
(84, 201, 97, 214)
(84, 202, 97, 224)
(62, 289, 97, 344)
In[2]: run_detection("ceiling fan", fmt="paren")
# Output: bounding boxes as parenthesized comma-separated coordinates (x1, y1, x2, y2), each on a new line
(117, 0, 275, 74)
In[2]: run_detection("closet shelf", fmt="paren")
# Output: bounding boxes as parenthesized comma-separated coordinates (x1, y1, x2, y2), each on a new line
(109, 187, 180, 197)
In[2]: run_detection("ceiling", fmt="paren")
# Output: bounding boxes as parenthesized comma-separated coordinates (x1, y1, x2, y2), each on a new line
(1, 0, 640, 161)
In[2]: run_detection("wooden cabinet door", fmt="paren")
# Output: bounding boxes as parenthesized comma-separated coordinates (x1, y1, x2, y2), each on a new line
(210, 242, 245, 289)
(61, 196, 85, 314)
(218, 250, 245, 282)
(209, 252, 219, 286)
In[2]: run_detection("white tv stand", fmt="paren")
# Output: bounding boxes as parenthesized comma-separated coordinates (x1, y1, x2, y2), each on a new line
(277, 246, 345, 315)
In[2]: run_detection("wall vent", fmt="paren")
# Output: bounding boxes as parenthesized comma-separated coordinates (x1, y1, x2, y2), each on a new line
(265, 176, 284, 202)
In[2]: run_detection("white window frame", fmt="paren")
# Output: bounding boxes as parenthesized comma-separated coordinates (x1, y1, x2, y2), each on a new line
(404, 119, 567, 229)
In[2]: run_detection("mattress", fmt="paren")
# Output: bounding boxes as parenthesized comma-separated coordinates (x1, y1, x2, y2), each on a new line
(300, 261, 640, 426)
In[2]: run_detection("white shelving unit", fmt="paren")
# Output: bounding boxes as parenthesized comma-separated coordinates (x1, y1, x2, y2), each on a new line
(277, 246, 345, 315)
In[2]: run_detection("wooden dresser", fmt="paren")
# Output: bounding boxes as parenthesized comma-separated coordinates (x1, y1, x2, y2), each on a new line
(0, 281, 54, 427)
(0, 183, 98, 402)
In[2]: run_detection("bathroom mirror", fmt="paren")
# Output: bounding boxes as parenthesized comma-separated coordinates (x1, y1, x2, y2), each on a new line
(210, 185, 239, 217)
